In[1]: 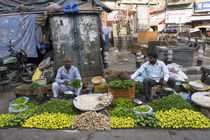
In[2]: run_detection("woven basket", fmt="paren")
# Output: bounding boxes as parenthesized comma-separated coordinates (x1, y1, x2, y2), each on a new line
(108, 87, 135, 101)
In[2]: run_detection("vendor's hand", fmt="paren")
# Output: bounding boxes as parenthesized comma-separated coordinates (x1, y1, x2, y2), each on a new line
(162, 80, 167, 86)
(63, 80, 69, 85)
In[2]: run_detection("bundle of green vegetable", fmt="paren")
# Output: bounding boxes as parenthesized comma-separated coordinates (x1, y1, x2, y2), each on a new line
(112, 98, 136, 108)
(69, 79, 81, 89)
(109, 107, 135, 118)
(108, 80, 135, 89)
(30, 82, 41, 90)
(149, 94, 194, 112)
(109, 98, 136, 118)
(134, 82, 144, 98)
(36, 99, 78, 115)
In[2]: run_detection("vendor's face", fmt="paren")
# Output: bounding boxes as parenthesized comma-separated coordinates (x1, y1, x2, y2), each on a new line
(148, 57, 157, 65)
(64, 58, 72, 70)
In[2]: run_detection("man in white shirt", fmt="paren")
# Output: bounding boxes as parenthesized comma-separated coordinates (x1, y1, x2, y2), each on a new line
(52, 56, 82, 99)
(131, 51, 175, 102)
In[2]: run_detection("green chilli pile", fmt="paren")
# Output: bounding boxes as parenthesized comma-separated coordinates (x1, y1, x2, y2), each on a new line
(36, 99, 78, 115)
(154, 108, 210, 129)
(110, 117, 135, 128)
(22, 112, 75, 129)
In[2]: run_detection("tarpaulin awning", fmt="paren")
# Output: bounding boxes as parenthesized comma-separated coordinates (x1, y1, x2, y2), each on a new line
(150, 18, 165, 26)
(0, 14, 37, 58)
(0, 0, 112, 15)
(150, 12, 165, 26)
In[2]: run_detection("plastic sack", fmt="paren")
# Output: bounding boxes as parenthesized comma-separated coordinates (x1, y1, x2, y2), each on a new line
(9, 96, 29, 106)
(133, 105, 153, 115)
(8, 104, 28, 113)
(38, 57, 51, 70)
(176, 92, 192, 103)
(32, 68, 43, 81)
(169, 70, 188, 82)
(167, 63, 182, 73)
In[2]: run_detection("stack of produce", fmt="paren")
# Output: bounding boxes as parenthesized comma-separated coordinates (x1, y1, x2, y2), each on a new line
(0, 114, 15, 127)
(134, 113, 159, 127)
(2, 100, 38, 127)
(149, 94, 194, 112)
(110, 117, 135, 128)
(72, 111, 110, 130)
(108, 98, 136, 118)
(108, 80, 135, 89)
(36, 99, 78, 115)
(154, 108, 210, 129)
(22, 112, 75, 129)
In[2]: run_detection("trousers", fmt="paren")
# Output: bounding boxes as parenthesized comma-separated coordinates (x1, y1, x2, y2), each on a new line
(143, 78, 175, 99)
(52, 82, 82, 98)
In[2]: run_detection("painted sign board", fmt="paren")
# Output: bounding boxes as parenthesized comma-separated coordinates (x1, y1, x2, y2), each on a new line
(166, 9, 193, 24)
(195, 2, 210, 12)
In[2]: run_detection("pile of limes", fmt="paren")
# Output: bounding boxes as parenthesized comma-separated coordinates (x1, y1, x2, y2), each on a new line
(110, 117, 135, 128)
(22, 112, 75, 129)
(0, 114, 14, 127)
(154, 108, 210, 129)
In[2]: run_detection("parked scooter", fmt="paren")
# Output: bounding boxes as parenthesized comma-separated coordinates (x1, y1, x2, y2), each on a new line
(0, 41, 37, 86)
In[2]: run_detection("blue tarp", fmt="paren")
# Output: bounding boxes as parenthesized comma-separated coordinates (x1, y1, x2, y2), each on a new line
(0, 14, 37, 58)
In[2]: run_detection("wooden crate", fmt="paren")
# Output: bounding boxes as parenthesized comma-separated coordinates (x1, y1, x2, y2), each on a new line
(108, 87, 135, 101)
(138, 31, 158, 44)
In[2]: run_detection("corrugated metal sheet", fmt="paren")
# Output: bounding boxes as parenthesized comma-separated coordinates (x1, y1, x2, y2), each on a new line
(50, 14, 103, 77)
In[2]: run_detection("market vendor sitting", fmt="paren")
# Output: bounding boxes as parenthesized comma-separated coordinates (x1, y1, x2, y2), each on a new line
(52, 56, 82, 99)
(131, 51, 175, 102)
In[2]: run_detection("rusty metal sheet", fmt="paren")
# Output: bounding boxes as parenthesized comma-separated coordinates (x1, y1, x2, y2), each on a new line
(50, 14, 103, 77)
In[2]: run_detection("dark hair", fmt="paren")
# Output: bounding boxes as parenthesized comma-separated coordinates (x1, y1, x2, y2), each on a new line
(147, 51, 158, 59)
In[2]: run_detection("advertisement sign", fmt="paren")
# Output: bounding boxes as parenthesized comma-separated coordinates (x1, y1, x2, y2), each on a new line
(195, 2, 210, 12)
(166, 9, 193, 24)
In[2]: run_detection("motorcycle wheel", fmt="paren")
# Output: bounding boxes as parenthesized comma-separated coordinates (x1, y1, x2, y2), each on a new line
(7, 70, 20, 85)
(21, 64, 37, 83)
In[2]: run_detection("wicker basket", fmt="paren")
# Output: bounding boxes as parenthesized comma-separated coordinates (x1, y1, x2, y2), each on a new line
(108, 87, 135, 101)
(94, 83, 108, 93)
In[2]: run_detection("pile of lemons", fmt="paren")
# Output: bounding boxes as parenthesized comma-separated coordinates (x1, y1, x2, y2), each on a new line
(22, 112, 75, 129)
(154, 108, 210, 129)
(110, 117, 135, 128)
(0, 114, 14, 127)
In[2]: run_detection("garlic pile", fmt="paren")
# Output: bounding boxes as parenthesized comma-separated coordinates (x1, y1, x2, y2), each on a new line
(72, 111, 110, 130)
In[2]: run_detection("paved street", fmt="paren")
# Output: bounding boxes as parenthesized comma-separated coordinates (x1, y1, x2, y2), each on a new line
(1, 127, 210, 140)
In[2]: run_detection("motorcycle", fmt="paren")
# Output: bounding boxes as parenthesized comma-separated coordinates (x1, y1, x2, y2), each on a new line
(0, 42, 37, 86)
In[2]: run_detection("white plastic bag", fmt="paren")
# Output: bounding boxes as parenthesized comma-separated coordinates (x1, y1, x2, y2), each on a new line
(167, 63, 182, 72)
